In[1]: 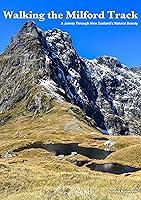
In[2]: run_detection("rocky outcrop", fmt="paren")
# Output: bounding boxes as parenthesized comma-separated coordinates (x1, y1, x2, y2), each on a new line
(0, 21, 141, 135)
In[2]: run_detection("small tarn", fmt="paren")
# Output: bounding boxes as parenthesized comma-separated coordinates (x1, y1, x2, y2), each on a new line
(12, 142, 141, 175)
(13, 142, 112, 159)
(86, 162, 141, 174)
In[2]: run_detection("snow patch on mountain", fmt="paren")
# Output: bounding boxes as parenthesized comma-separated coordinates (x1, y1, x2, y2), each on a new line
(40, 79, 65, 102)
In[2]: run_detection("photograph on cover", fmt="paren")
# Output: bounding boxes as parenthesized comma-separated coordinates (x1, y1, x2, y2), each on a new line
(0, 0, 141, 199)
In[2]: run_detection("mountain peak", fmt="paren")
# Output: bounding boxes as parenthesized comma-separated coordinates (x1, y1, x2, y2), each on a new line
(0, 21, 141, 135)
(4, 21, 41, 55)
(96, 56, 122, 68)
(18, 20, 39, 36)
(21, 20, 37, 30)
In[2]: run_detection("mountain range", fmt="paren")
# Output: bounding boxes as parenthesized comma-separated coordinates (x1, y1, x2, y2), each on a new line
(0, 21, 141, 135)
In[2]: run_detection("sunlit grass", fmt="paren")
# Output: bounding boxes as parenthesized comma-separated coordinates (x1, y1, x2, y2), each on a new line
(0, 103, 141, 199)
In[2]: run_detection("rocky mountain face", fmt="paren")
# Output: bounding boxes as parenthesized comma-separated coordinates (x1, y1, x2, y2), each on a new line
(0, 21, 141, 135)
(131, 67, 141, 76)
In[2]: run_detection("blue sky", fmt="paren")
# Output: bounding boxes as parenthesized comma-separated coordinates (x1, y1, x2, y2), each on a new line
(0, 0, 141, 67)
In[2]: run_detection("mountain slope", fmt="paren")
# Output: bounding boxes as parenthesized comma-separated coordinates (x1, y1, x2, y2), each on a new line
(85, 57, 141, 135)
(0, 21, 141, 135)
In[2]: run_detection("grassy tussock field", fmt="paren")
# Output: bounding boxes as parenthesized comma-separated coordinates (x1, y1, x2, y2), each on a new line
(0, 104, 141, 200)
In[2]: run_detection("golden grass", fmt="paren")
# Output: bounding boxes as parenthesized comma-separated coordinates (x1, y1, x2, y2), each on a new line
(106, 144, 141, 167)
(0, 153, 141, 200)
(0, 104, 141, 199)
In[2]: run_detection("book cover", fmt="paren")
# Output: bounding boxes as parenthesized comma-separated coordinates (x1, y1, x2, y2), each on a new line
(0, 0, 141, 199)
